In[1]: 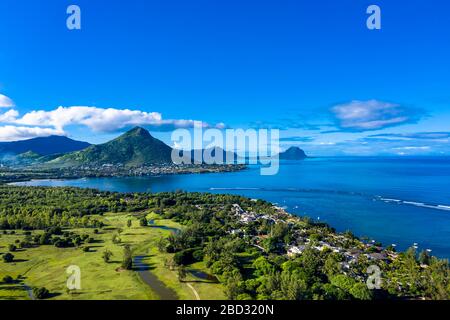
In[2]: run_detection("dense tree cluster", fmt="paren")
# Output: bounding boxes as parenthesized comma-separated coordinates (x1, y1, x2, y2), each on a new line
(149, 192, 449, 300)
(0, 186, 149, 229)
(1, 186, 448, 300)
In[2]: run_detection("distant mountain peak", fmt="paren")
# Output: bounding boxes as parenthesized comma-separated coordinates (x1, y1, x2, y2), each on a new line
(279, 146, 307, 160)
(0, 135, 91, 156)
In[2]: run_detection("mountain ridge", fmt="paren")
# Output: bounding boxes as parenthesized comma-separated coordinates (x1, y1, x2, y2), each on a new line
(0, 135, 91, 156)
(50, 126, 173, 167)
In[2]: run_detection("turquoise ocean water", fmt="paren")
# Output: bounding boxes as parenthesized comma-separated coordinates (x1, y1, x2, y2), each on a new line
(12, 157, 450, 258)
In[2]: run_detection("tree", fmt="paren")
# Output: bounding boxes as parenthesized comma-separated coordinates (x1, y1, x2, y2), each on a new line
(178, 265, 187, 282)
(225, 272, 243, 300)
(252, 256, 275, 276)
(174, 249, 197, 266)
(122, 245, 133, 270)
(2, 253, 14, 263)
(40, 232, 51, 245)
(422, 258, 450, 300)
(102, 249, 113, 263)
(8, 244, 16, 252)
(157, 237, 168, 252)
(112, 233, 121, 244)
(419, 250, 431, 266)
(350, 282, 373, 300)
(73, 237, 82, 247)
(280, 270, 308, 300)
(324, 253, 342, 279)
(33, 287, 50, 299)
(322, 283, 349, 300)
(298, 247, 322, 285)
(139, 217, 148, 227)
(331, 274, 356, 293)
(127, 219, 132, 228)
(2, 275, 14, 284)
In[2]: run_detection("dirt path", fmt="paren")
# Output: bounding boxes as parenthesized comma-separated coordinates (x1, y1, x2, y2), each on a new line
(186, 283, 200, 300)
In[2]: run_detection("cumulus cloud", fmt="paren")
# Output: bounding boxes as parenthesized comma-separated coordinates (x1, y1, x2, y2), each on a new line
(0, 106, 224, 133)
(331, 100, 422, 132)
(0, 109, 19, 123)
(12, 106, 163, 132)
(0, 94, 15, 108)
(0, 125, 64, 142)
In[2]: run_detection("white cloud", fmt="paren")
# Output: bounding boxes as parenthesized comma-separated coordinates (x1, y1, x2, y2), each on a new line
(0, 125, 64, 142)
(215, 122, 227, 129)
(1, 106, 223, 133)
(392, 146, 431, 151)
(369, 132, 450, 140)
(13, 106, 162, 132)
(331, 100, 420, 131)
(0, 94, 15, 108)
(0, 109, 19, 122)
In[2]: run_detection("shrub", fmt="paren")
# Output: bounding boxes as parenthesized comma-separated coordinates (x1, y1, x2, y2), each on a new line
(122, 245, 133, 270)
(2, 253, 14, 263)
(236, 293, 253, 300)
(192, 249, 204, 262)
(102, 249, 113, 263)
(139, 217, 148, 227)
(39, 233, 52, 245)
(33, 287, 50, 299)
(165, 244, 175, 253)
(2, 275, 14, 284)
(8, 244, 17, 252)
(173, 249, 196, 266)
(350, 282, 373, 300)
(112, 234, 121, 244)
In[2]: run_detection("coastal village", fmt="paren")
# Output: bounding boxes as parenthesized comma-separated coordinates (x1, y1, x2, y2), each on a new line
(227, 202, 397, 273)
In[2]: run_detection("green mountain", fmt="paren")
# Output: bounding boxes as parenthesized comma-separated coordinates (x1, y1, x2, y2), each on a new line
(50, 127, 173, 167)
(0, 135, 90, 156)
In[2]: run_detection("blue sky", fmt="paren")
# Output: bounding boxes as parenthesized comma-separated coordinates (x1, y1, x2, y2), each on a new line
(1, 0, 450, 155)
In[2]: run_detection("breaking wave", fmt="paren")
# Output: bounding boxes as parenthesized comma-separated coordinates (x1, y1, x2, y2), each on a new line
(208, 187, 450, 212)
(378, 197, 450, 212)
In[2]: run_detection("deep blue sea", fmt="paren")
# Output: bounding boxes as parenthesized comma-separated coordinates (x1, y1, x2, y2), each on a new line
(12, 157, 450, 258)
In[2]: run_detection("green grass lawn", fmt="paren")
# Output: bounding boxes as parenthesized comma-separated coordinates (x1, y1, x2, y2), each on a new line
(0, 212, 225, 300)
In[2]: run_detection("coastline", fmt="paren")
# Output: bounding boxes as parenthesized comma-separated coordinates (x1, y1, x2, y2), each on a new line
(1, 184, 449, 300)
(0, 163, 247, 185)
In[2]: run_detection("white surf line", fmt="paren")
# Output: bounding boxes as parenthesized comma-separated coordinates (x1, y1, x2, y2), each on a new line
(186, 283, 200, 300)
